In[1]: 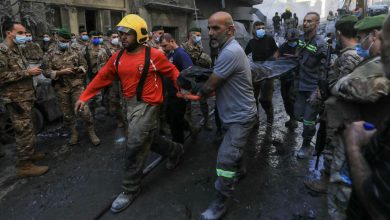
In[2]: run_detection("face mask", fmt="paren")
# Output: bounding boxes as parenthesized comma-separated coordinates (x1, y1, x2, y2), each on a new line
(256, 29, 266, 38)
(99, 38, 104, 44)
(14, 35, 27, 44)
(25, 36, 32, 42)
(81, 35, 89, 41)
(193, 36, 202, 44)
(71, 38, 77, 43)
(43, 37, 50, 42)
(356, 43, 369, 58)
(288, 41, 298, 47)
(92, 38, 100, 45)
(58, 42, 69, 50)
(155, 36, 160, 42)
(111, 38, 119, 45)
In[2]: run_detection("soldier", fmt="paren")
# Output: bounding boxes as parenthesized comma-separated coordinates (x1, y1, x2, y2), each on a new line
(0, 21, 48, 177)
(148, 25, 164, 49)
(295, 12, 327, 159)
(326, 14, 388, 219)
(105, 30, 125, 127)
(43, 28, 100, 146)
(182, 26, 213, 130)
(83, 30, 109, 116)
(78, 29, 89, 48)
(40, 33, 54, 53)
(304, 15, 362, 197)
(20, 31, 44, 66)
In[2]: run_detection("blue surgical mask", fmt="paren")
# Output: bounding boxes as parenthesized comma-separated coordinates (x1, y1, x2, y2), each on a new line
(194, 36, 202, 44)
(288, 41, 298, 47)
(256, 29, 266, 38)
(25, 36, 32, 42)
(355, 43, 369, 58)
(81, 35, 89, 41)
(58, 42, 69, 50)
(92, 38, 100, 45)
(43, 37, 50, 42)
(14, 35, 27, 44)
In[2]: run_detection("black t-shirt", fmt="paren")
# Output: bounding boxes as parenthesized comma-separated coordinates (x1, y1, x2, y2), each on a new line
(245, 36, 278, 62)
(279, 42, 297, 57)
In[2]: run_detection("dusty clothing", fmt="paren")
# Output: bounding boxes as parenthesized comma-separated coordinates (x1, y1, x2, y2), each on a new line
(84, 45, 109, 78)
(20, 42, 43, 65)
(0, 42, 36, 163)
(182, 41, 212, 68)
(43, 44, 93, 128)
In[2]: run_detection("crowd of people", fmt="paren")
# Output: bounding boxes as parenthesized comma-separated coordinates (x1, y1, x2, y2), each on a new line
(0, 8, 389, 220)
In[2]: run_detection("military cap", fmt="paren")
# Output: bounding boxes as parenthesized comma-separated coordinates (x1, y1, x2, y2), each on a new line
(188, 27, 202, 33)
(152, 26, 164, 32)
(335, 15, 358, 27)
(58, 28, 71, 39)
(89, 30, 98, 36)
(354, 14, 386, 32)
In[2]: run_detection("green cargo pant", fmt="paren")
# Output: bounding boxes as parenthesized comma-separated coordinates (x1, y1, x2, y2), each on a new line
(122, 97, 181, 193)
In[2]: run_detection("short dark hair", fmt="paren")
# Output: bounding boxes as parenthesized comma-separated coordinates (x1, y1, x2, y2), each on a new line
(306, 12, 320, 21)
(2, 21, 21, 37)
(253, 21, 265, 27)
(336, 21, 358, 38)
(161, 33, 174, 43)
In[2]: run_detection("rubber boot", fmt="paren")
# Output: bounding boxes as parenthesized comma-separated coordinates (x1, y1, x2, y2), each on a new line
(260, 101, 274, 127)
(87, 126, 101, 146)
(69, 126, 79, 145)
(18, 161, 49, 177)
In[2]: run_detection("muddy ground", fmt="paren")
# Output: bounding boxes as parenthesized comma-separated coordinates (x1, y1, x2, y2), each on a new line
(0, 81, 327, 220)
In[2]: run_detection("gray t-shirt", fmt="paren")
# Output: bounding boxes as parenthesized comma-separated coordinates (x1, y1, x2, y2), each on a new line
(213, 38, 257, 124)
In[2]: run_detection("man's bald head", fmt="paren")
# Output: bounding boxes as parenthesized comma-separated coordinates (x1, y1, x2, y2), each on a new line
(208, 11, 235, 49)
(381, 15, 390, 79)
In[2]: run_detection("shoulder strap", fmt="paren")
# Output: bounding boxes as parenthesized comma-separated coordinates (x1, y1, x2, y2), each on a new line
(115, 49, 126, 74)
(136, 46, 151, 101)
(105, 47, 112, 58)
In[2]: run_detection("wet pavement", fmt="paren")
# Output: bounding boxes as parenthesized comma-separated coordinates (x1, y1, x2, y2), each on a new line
(0, 81, 327, 220)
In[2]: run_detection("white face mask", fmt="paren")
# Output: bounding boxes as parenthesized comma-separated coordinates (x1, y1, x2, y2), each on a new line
(111, 38, 119, 45)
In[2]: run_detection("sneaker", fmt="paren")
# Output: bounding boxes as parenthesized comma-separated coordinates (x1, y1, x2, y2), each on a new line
(200, 194, 228, 220)
(297, 145, 312, 159)
(111, 190, 141, 213)
(166, 143, 184, 170)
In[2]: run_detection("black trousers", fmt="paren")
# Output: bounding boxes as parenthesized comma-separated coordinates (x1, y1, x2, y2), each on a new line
(166, 96, 189, 144)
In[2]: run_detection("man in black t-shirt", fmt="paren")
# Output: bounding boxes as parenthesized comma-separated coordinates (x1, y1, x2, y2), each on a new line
(272, 12, 281, 34)
(245, 21, 279, 126)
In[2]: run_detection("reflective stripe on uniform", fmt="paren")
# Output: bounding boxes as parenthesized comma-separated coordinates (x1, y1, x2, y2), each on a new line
(298, 40, 318, 53)
(216, 169, 235, 178)
(303, 120, 316, 126)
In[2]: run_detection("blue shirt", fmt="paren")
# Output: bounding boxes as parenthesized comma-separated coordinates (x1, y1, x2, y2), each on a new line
(166, 47, 193, 96)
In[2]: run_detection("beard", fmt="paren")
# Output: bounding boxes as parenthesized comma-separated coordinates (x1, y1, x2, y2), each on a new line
(209, 34, 228, 49)
(126, 41, 139, 52)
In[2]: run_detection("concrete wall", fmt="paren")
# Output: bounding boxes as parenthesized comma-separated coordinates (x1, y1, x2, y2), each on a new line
(26, 0, 126, 10)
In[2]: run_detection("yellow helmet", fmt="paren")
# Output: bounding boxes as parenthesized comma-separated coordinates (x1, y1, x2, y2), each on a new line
(116, 14, 149, 43)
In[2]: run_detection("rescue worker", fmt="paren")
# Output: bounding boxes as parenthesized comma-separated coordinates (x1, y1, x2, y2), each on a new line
(182, 26, 213, 130)
(83, 30, 109, 116)
(105, 30, 125, 128)
(198, 11, 257, 220)
(0, 21, 48, 177)
(148, 25, 164, 49)
(326, 14, 388, 219)
(20, 31, 44, 66)
(278, 28, 300, 129)
(304, 15, 362, 198)
(75, 14, 184, 213)
(160, 33, 193, 143)
(43, 28, 100, 146)
(272, 12, 282, 34)
(245, 21, 279, 126)
(295, 12, 327, 159)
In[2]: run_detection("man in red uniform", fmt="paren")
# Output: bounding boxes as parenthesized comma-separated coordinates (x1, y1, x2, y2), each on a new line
(75, 14, 184, 213)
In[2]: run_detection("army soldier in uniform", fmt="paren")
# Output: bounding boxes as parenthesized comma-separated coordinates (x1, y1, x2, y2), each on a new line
(21, 31, 44, 65)
(43, 28, 100, 146)
(182, 27, 213, 130)
(84, 31, 109, 116)
(0, 21, 48, 177)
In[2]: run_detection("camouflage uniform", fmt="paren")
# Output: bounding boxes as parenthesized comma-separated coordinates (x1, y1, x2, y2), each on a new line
(182, 41, 213, 128)
(83, 44, 109, 115)
(43, 43, 94, 132)
(20, 42, 43, 65)
(0, 42, 36, 164)
(326, 55, 389, 219)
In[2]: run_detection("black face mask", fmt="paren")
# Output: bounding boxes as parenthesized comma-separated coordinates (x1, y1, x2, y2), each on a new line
(126, 42, 139, 52)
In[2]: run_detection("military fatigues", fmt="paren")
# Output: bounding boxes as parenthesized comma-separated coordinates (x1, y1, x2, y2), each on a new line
(84, 45, 109, 115)
(327, 56, 389, 219)
(43, 44, 94, 131)
(0, 42, 36, 164)
(182, 41, 212, 128)
(20, 42, 44, 65)
(295, 35, 327, 147)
